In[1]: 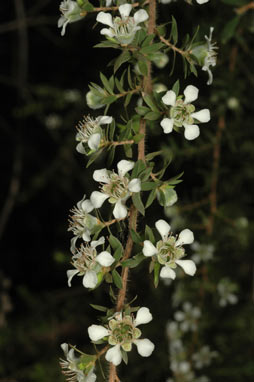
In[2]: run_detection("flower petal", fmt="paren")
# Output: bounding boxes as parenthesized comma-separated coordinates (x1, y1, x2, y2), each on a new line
(119, 3, 132, 18)
(100, 28, 115, 38)
(67, 269, 79, 287)
(93, 169, 110, 183)
(91, 236, 105, 249)
(83, 270, 98, 288)
(184, 85, 199, 104)
(143, 240, 158, 257)
(96, 251, 115, 267)
(96, 12, 113, 27)
(86, 370, 97, 382)
(134, 9, 149, 24)
(184, 124, 200, 140)
(88, 133, 101, 150)
(196, 0, 209, 4)
(128, 178, 141, 193)
(160, 266, 176, 279)
(81, 199, 94, 213)
(175, 228, 194, 245)
(160, 118, 174, 134)
(88, 324, 109, 341)
(162, 90, 176, 106)
(155, 219, 171, 240)
(117, 160, 134, 177)
(76, 142, 86, 154)
(97, 115, 113, 125)
(135, 339, 155, 357)
(90, 191, 109, 208)
(105, 344, 122, 366)
(175, 259, 197, 276)
(135, 307, 153, 326)
(191, 109, 210, 123)
(82, 230, 91, 241)
(113, 200, 128, 219)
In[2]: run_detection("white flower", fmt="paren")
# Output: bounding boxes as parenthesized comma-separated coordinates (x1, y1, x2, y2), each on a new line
(96, 4, 149, 45)
(60, 343, 97, 382)
(90, 160, 141, 219)
(196, 0, 209, 4)
(191, 241, 214, 264)
(202, 27, 218, 85)
(160, 85, 210, 140)
(174, 302, 201, 332)
(68, 195, 98, 247)
(192, 345, 218, 369)
(67, 236, 114, 288)
(58, 0, 83, 36)
(217, 278, 238, 307)
(76, 115, 113, 154)
(88, 307, 154, 365)
(143, 219, 196, 280)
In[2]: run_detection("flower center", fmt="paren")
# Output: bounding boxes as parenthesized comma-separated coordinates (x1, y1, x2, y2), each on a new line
(102, 173, 129, 202)
(108, 316, 141, 347)
(157, 237, 185, 266)
(114, 17, 135, 37)
(76, 117, 101, 142)
(72, 245, 96, 272)
(170, 99, 195, 127)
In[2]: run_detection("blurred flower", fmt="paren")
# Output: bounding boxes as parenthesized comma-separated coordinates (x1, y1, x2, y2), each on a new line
(174, 302, 201, 331)
(160, 85, 210, 140)
(88, 307, 154, 365)
(90, 160, 141, 219)
(86, 89, 106, 110)
(143, 219, 196, 280)
(58, 0, 84, 36)
(192, 345, 218, 369)
(45, 114, 62, 130)
(227, 97, 240, 110)
(217, 278, 238, 307)
(64, 89, 82, 102)
(96, 4, 148, 45)
(67, 236, 114, 288)
(60, 343, 96, 382)
(68, 194, 98, 247)
(76, 115, 112, 154)
(191, 241, 214, 264)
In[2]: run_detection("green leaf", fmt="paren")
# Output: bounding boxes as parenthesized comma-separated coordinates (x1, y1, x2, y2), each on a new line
(141, 182, 158, 191)
(115, 77, 125, 93)
(135, 106, 150, 116)
(145, 225, 155, 243)
(141, 34, 155, 47)
(109, 234, 123, 250)
(114, 50, 131, 73)
(131, 160, 146, 178)
(145, 150, 162, 161)
(144, 111, 161, 121)
(127, 66, 133, 88)
(100, 73, 114, 95)
(90, 304, 108, 312)
(153, 262, 161, 288)
(137, 60, 148, 76)
(112, 269, 123, 289)
(140, 43, 164, 55)
(130, 229, 142, 244)
(145, 189, 156, 208)
(124, 144, 132, 158)
(132, 193, 145, 216)
(171, 16, 178, 45)
(81, 1, 94, 11)
(94, 41, 120, 49)
(172, 80, 180, 96)
(143, 95, 160, 112)
(122, 253, 146, 268)
(114, 246, 123, 262)
(124, 92, 132, 108)
(107, 145, 115, 167)
(104, 95, 117, 105)
(121, 349, 128, 365)
(133, 133, 144, 143)
(221, 17, 241, 44)
(167, 171, 184, 185)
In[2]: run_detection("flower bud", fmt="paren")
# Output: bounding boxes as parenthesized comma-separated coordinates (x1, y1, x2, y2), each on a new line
(157, 185, 178, 207)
